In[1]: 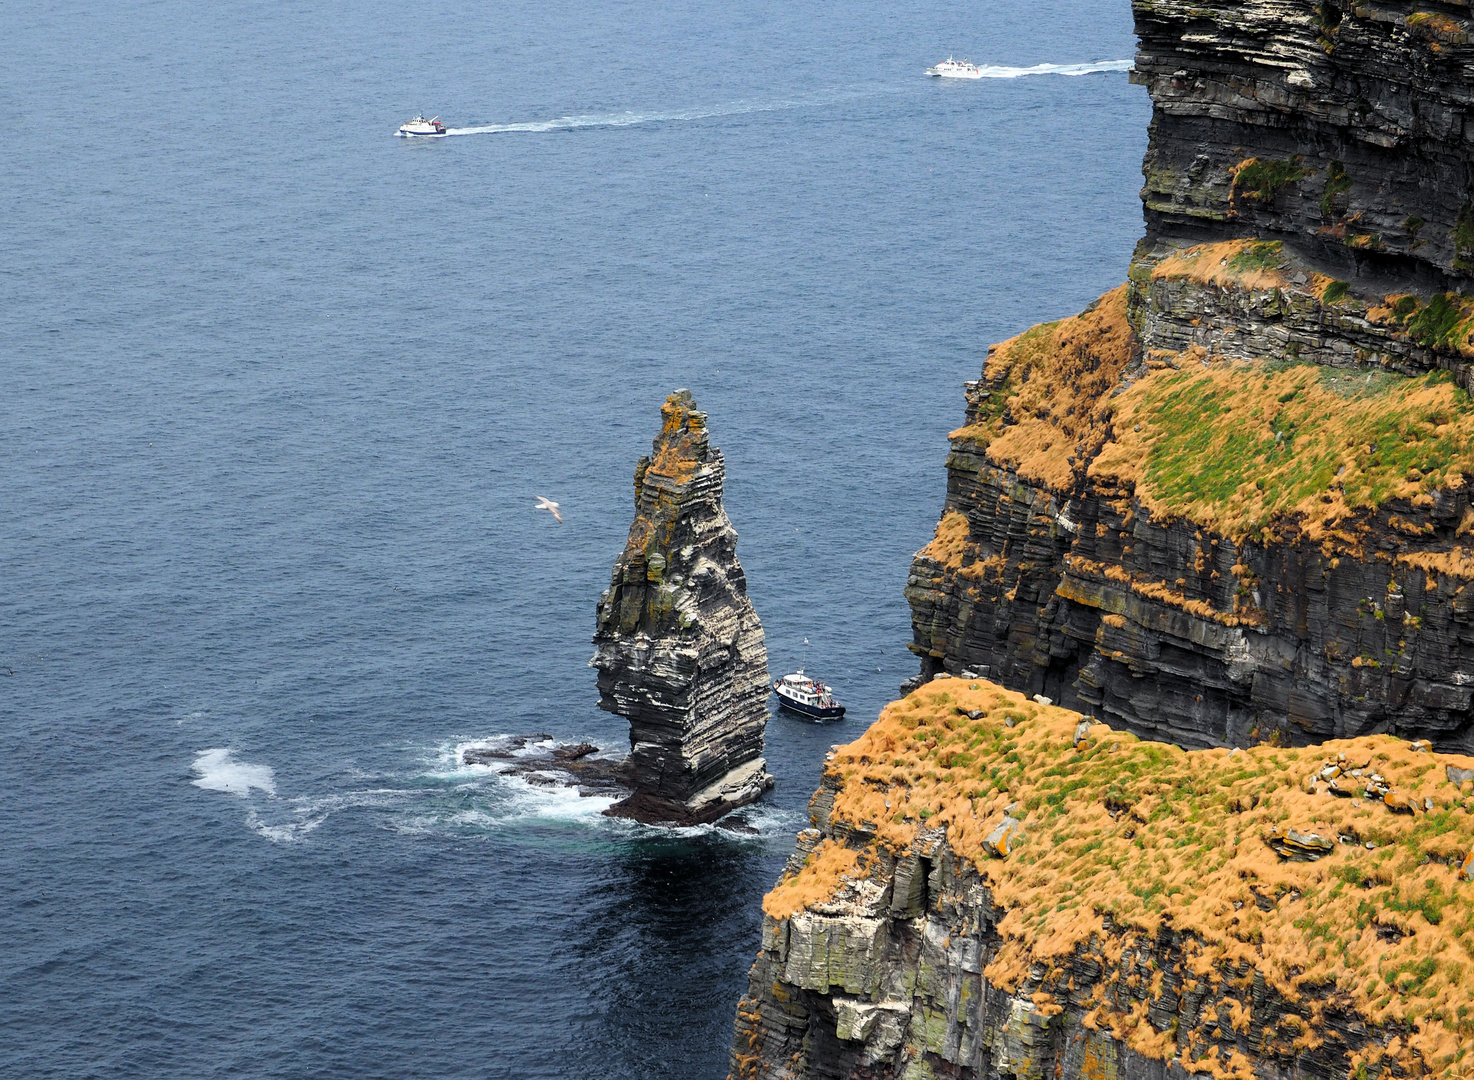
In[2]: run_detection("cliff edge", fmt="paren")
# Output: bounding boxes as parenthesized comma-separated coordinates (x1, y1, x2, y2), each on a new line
(730, 679, 1474, 1080)
(730, 0, 1474, 1075)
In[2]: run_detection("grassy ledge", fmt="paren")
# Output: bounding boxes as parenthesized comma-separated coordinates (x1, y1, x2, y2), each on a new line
(1152, 238, 1297, 292)
(944, 272, 1474, 547)
(1090, 359, 1474, 542)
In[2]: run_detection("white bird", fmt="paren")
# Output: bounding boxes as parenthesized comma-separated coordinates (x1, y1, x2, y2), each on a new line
(535, 496, 563, 523)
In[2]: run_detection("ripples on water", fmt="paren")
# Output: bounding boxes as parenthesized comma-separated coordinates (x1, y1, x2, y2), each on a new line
(1, 0, 1146, 1075)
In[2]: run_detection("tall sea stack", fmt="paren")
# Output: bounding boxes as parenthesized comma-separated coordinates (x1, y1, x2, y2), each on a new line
(592, 390, 773, 825)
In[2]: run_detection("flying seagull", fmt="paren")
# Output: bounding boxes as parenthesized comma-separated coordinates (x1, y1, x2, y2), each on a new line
(535, 496, 563, 523)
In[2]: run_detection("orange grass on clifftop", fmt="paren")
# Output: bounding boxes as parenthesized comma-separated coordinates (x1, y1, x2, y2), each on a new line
(763, 840, 862, 921)
(914, 510, 972, 568)
(1150, 238, 1315, 293)
(772, 678, 1474, 1074)
(949, 286, 1135, 494)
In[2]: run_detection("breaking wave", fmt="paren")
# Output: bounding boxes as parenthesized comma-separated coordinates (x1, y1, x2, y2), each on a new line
(188, 736, 799, 845)
(191, 748, 276, 796)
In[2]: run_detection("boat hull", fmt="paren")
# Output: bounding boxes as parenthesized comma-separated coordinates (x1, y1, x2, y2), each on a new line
(397, 130, 448, 138)
(774, 692, 846, 720)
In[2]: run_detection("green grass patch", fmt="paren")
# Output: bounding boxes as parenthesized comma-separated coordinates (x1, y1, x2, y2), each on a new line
(1406, 293, 1466, 349)
(1116, 361, 1474, 535)
(1455, 202, 1474, 271)
(1233, 158, 1311, 204)
(1227, 240, 1285, 274)
(1321, 161, 1351, 219)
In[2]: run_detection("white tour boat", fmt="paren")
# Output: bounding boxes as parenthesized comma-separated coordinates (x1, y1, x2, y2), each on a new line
(926, 58, 984, 79)
(397, 115, 448, 138)
(773, 671, 846, 720)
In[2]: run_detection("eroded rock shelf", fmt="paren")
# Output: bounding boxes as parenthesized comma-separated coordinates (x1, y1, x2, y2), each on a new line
(730, 681, 1474, 1080)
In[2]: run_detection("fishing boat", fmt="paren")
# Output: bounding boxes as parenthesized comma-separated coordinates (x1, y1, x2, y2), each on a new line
(397, 115, 447, 137)
(773, 671, 846, 720)
(926, 58, 984, 79)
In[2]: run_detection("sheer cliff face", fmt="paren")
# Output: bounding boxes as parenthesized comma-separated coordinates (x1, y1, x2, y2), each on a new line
(1136, 0, 1474, 286)
(904, 0, 1474, 756)
(592, 390, 772, 824)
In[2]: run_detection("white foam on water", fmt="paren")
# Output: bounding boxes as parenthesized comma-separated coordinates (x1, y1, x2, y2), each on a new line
(628, 800, 806, 844)
(190, 744, 432, 842)
(249, 788, 421, 843)
(190, 733, 794, 845)
(191, 748, 277, 796)
(445, 743, 619, 821)
(245, 807, 327, 843)
(505, 777, 618, 822)
(972, 59, 1132, 78)
(732, 802, 807, 840)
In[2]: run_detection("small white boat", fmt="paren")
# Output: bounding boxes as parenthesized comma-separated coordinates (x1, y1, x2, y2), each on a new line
(773, 671, 846, 720)
(926, 58, 984, 79)
(397, 115, 447, 138)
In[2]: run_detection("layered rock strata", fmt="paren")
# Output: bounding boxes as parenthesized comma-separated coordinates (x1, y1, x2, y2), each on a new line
(903, 0, 1474, 755)
(730, 678, 1474, 1080)
(592, 390, 773, 825)
(1134, 0, 1474, 288)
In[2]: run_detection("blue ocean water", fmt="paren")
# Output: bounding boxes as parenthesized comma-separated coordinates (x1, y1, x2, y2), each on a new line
(1, 2, 1148, 1076)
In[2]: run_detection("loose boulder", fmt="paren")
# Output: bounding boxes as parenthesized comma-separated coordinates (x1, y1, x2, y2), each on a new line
(1266, 827, 1335, 862)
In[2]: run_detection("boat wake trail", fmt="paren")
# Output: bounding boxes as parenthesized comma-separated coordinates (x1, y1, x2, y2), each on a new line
(442, 63, 1130, 138)
(971, 59, 1132, 78)
(446, 98, 814, 137)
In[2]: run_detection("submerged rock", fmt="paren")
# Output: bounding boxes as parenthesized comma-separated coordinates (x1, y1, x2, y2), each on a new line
(591, 390, 772, 825)
(462, 735, 626, 795)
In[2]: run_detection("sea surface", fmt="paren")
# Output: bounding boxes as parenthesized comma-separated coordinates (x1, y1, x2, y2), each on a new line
(0, 2, 1148, 1076)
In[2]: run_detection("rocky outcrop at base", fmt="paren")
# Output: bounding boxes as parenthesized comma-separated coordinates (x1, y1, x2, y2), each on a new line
(462, 735, 627, 795)
(591, 390, 773, 825)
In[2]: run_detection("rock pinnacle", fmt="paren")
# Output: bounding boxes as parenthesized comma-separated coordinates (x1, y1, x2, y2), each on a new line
(592, 390, 773, 824)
